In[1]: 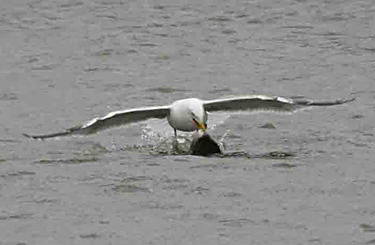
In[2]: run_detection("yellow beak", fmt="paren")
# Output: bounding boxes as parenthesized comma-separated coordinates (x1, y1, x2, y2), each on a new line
(192, 119, 206, 132)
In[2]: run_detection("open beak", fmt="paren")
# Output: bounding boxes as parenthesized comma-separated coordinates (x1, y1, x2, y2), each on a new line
(192, 118, 206, 132)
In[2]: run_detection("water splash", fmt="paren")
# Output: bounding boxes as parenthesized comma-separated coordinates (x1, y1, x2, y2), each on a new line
(122, 116, 297, 159)
(218, 129, 231, 152)
(121, 135, 194, 155)
(206, 113, 230, 131)
(137, 115, 232, 155)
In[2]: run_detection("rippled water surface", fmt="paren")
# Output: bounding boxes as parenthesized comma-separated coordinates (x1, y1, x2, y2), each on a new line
(1, 0, 375, 244)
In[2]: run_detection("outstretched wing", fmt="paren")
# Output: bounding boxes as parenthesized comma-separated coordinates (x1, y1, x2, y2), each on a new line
(24, 106, 170, 140)
(203, 95, 354, 112)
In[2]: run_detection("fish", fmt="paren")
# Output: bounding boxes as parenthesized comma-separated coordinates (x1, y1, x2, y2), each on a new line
(190, 131, 222, 156)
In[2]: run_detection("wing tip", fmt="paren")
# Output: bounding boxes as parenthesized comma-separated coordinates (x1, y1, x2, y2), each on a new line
(293, 97, 356, 106)
(340, 97, 356, 104)
(22, 127, 80, 140)
(23, 133, 46, 140)
(23, 133, 33, 138)
(324, 97, 356, 105)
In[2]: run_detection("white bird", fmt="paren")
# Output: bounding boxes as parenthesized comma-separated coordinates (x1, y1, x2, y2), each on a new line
(24, 95, 354, 140)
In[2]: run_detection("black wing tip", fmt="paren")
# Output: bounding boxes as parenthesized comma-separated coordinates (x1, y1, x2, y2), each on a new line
(340, 97, 356, 103)
(325, 97, 356, 105)
(23, 132, 50, 140)
(23, 133, 32, 138)
(23, 133, 45, 140)
(22, 125, 90, 140)
(23, 129, 76, 140)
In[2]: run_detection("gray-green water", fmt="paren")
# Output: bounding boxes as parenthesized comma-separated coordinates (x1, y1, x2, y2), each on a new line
(1, 0, 374, 244)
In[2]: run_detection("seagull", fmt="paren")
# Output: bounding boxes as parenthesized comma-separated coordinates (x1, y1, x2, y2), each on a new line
(24, 95, 354, 140)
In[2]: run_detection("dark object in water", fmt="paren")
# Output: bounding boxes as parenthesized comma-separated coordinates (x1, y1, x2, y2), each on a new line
(190, 133, 222, 156)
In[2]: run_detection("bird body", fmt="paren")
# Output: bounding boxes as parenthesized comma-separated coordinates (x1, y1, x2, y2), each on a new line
(168, 98, 207, 132)
(24, 95, 354, 140)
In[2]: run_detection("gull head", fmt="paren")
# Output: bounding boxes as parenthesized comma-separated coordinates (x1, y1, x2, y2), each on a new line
(190, 110, 207, 132)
